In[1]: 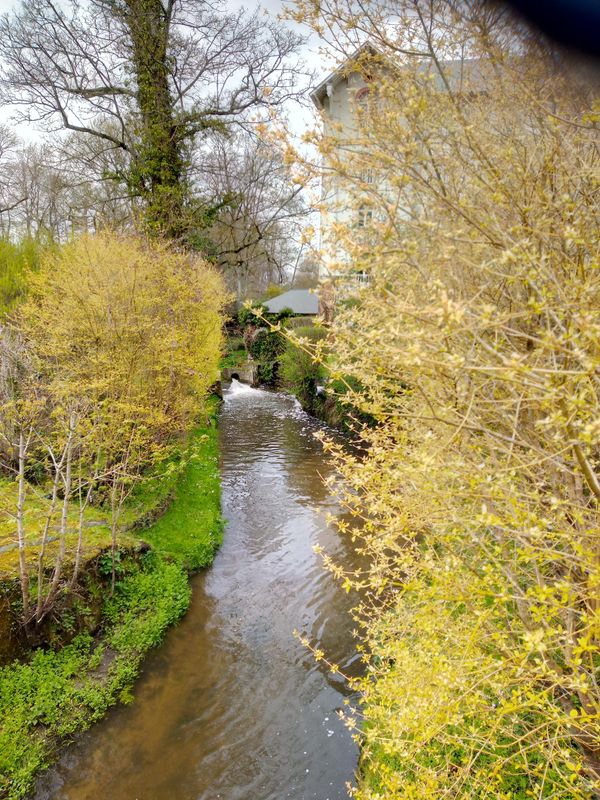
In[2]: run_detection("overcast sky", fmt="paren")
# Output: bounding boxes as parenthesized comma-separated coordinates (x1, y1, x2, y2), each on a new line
(0, 0, 330, 141)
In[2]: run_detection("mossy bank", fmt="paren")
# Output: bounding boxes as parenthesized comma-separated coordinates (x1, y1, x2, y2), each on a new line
(0, 405, 223, 800)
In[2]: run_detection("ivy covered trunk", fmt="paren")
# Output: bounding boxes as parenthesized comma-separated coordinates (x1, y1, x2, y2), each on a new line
(122, 0, 188, 239)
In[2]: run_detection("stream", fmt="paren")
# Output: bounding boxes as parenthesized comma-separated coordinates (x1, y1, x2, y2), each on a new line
(34, 381, 360, 800)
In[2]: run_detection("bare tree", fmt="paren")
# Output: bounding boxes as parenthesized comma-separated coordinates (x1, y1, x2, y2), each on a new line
(0, 0, 307, 240)
(0, 132, 138, 239)
(0, 126, 28, 225)
(290, 251, 319, 289)
(202, 136, 308, 302)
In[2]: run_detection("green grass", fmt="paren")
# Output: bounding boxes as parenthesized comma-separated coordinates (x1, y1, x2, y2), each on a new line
(220, 347, 247, 369)
(0, 481, 125, 579)
(0, 403, 223, 800)
(142, 419, 223, 569)
(220, 333, 248, 370)
(0, 402, 222, 578)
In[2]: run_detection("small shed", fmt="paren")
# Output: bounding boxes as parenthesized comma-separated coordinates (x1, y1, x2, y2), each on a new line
(264, 289, 319, 316)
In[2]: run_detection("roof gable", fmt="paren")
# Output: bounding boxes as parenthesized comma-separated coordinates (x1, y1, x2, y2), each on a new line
(311, 44, 485, 109)
(310, 42, 382, 109)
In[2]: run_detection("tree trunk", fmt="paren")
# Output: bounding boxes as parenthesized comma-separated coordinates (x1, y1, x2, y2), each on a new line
(109, 478, 122, 596)
(44, 420, 75, 615)
(16, 428, 30, 622)
(35, 451, 63, 623)
(124, 0, 187, 239)
(69, 475, 94, 590)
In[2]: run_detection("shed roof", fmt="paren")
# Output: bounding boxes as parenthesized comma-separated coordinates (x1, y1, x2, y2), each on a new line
(264, 289, 319, 315)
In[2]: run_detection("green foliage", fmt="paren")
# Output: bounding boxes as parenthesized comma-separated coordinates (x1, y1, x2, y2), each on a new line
(249, 328, 286, 385)
(280, 326, 327, 411)
(220, 335, 247, 369)
(0, 556, 190, 800)
(0, 402, 222, 799)
(326, 374, 377, 431)
(0, 232, 226, 619)
(237, 303, 293, 328)
(21, 232, 226, 446)
(97, 550, 123, 579)
(0, 478, 122, 579)
(238, 303, 267, 327)
(0, 238, 43, 316)
(235, 303, 294, 385)
(141, 411, 223, 570)
(289, 4, 600, 797)
(279, 328, 374, 429)
(220, 349, 247, 369)
(104, 559, 190, 655)
(292, 325, 323, 341)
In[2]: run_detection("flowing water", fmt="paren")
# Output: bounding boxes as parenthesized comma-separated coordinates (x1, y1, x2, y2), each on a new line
(34, 381, 361, 800)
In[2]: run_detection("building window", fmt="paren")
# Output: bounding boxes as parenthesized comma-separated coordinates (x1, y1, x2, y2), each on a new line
(355, 86, 370, 109)
(362, 167, 374, 185)
(357, 205, 373, 228)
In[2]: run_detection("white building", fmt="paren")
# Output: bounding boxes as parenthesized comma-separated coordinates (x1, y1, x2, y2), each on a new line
(310, 43, 381, 285)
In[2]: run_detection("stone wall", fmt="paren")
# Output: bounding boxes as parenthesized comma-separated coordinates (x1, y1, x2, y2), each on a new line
(221, 363, 259, 386)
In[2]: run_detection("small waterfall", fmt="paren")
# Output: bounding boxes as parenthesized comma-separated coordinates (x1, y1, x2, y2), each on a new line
(225, 378, 260, 396)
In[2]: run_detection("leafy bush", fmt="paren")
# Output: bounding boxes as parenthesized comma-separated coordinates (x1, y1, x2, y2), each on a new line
(237, 302, 293, 328)
(238, 302, 267, 328)
(249, 328, 286, 385)
(0, 233, 227, 622)
(104, 559, 190, 655)
(280, 326, 327, 411)
(290, 6, 600, 797)
(221, 336, 247, 369)
(220, 348, 247, 369)
(0, 556, 190, 800)
(0, 403, 223, 799)
(234, 302, 295, 385)
(21, 232, 227, 445)
(0, 237, 43, 316)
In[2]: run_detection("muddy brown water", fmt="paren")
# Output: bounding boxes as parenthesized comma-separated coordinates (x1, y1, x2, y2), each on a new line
(34, 381, 361, 800)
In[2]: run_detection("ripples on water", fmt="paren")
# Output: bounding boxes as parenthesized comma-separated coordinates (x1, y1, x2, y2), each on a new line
(34, 380, 360, 800)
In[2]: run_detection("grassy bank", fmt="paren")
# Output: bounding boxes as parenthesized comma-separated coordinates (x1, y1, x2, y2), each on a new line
(141, 421, 223, 569)
(0, 406, 222, 800)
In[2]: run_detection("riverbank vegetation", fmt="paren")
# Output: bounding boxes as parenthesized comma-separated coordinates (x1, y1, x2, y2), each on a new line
(141, 419, 223, 570)
(0, 231, 225, 797)
(283, 1, 600, 797)
(0, 238, 43, 316)
(227, 303, 293, 386)
(1, 232, 225, 627)
(1, 0, 598, 794)
(231, 306, 364, 430)
(280, 325, 327, 412)
(0, 409, 221, 800)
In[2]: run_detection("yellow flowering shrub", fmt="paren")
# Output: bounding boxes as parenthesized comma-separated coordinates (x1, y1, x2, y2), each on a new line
(285, 0, 600, 796)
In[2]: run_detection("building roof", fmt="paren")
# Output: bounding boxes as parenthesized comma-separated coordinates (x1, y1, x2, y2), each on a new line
(310, 43, 484, 109)
(264, 289, 319, 315)
(310, 42, 381, 109)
